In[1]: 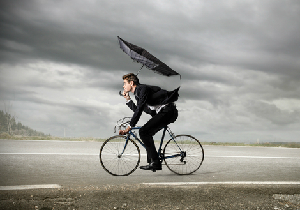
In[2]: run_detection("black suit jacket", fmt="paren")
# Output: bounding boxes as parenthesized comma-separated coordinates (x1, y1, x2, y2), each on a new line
(127, 84, 179, 127)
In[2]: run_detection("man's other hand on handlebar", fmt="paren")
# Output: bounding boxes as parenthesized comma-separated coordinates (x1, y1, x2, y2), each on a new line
(119, 126, 131, 135)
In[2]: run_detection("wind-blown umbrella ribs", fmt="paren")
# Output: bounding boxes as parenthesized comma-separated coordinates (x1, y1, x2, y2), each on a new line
(117, 36, 180, 77)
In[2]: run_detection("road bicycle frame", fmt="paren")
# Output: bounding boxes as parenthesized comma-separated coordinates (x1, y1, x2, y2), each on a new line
(101, 117, 204, 176)
(123, 126, 184, 161)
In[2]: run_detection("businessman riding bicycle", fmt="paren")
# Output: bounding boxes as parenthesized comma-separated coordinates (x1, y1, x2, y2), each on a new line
(119, 73, 180, 172)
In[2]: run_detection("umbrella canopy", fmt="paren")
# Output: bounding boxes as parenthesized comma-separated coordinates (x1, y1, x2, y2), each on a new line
(117, 36, 180, 77)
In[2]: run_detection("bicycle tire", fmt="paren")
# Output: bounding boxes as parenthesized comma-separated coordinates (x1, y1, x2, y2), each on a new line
(100, 135, 140, 176)
(163, 135, 204, 175)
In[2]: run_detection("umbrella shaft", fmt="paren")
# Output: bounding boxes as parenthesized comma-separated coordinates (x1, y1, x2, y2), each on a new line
(137, 64, 144, 76)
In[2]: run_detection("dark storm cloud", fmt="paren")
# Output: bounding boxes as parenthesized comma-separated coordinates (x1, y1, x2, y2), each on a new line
(2, 0, 300, 83)
(0, 83, 35, 101)
(162, 1, 300, 81)
(0, 0, 133, 72)
(246, 101, 300, 125)
(1, 0, 300, 140)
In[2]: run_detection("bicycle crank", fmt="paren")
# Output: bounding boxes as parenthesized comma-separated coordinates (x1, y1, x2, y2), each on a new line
(180, 151, 187, 164)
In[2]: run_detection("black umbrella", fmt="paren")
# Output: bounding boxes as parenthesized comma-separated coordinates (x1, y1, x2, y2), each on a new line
(117, 36, 180, 77)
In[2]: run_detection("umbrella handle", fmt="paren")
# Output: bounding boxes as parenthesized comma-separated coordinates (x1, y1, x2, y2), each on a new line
(119, 91, 123, 97)
(119, 91, 132, 101)
(119, 90, 130, 97)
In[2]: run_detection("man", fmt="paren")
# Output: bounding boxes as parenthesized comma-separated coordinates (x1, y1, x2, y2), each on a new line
(119, 73, 179, 172)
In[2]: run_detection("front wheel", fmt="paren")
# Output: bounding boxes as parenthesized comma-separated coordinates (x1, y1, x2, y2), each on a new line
(163, 135, 204, 175)
(100, 135, 140, 176)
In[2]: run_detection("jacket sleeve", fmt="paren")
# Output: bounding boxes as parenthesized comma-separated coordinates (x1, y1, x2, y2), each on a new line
(126, 100, 156, 117)
(129, 86, 148, 127)
(143, 106, 156, 117)
(126, 100, 137, 112)
(127, 100, 156, 117)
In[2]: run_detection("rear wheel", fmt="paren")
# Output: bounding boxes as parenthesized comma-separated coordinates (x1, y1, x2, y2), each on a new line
(163, 135, 204, 175)
(100, 135, 140, 176)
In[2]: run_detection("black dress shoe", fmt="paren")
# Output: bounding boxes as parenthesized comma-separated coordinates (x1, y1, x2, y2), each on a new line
(140, 162, 162, 172)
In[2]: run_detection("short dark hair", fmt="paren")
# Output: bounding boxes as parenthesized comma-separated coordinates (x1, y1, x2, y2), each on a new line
(122, 73, 140, 85)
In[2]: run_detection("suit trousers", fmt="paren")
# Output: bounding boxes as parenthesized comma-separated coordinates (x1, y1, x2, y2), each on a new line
(139, 103, 178, 163)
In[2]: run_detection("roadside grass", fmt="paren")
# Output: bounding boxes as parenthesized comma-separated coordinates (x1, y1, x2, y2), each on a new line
(0, 133, 106, 142)
(1, 133, 299, 148)
(160, 140, 300, 148)
(201, 141, 300, 148)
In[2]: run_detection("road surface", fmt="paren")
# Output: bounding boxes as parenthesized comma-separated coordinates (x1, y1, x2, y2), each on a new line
(1, 139, 299, 187)
(1, 139, 300, 209)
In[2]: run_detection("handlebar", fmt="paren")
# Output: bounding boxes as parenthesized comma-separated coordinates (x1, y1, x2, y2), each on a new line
(114, 117, 131, 133)
(114, 116, 174, 138)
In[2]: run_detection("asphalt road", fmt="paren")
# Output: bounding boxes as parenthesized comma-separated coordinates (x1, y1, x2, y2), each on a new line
(1, 139, 300, 209)
(1, 139, 299, 188)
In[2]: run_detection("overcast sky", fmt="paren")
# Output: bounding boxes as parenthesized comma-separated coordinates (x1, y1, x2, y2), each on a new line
(1, 0, 300, 142)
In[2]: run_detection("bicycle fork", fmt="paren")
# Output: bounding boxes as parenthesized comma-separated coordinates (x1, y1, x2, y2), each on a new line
(118, 136, 131, 158)
(118, 132, 142, 158)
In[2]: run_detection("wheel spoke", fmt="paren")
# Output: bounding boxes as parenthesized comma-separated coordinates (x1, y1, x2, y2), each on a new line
(100, 136, 140, 176)
(163, 135, 204, 175)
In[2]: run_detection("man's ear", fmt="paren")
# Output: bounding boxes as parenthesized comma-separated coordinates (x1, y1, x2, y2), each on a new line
(130, 81, 134, 86)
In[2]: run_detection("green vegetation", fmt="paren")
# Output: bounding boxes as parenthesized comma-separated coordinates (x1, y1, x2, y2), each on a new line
(159, 140, 300, 148)
(0, 109, 47, 138)
(0, 108, 107, 141)
(1, 108, 299, 147)
(201, 141, 300, 148)
(0, 131, 105, 142)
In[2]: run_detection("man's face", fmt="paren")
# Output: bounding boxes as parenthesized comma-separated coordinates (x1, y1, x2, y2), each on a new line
(123, 80, 132, 93)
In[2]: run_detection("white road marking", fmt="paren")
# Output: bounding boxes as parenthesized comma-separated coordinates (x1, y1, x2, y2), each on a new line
(0, 153, 298, 159)
(0, 153, 148, 156)
(0, 184, 61, 191)
(142, 181, 300, 186)
(9, 140, 87, 143)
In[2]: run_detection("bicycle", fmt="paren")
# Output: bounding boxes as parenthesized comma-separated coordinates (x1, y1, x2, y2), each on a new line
(99, 117, 204, 176)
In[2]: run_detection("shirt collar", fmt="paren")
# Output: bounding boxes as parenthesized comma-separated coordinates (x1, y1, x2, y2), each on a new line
(134, 84, 139, 96)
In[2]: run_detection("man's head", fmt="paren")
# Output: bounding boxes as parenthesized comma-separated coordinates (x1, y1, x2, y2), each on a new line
(123, 73, 139, 93)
